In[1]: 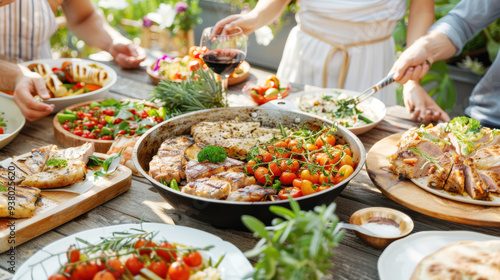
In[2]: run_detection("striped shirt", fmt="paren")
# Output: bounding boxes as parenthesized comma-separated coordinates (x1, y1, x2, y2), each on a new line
(0, 0, 57, 63)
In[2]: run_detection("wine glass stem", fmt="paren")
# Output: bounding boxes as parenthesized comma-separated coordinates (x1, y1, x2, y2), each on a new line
(222, 76, 229, 107)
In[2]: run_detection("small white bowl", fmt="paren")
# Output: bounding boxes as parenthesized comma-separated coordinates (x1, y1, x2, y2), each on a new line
(0, 58, 117, 112)
(0, 97, 25, 149)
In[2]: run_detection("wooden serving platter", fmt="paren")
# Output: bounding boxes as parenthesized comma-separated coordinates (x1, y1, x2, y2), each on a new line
(366, 133, 500, 227)
(0, 153, 132, 253)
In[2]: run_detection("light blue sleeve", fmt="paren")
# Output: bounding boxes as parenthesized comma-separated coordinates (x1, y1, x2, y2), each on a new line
(429, 0, 500, 55)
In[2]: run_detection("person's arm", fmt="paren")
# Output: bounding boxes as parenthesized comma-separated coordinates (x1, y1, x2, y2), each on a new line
(0, 59, 54, 121)
(406, 0, 434, 47)
(394, 0, 500, 83)
(61, 0, 146, 68)
(213, 0, 291, 36)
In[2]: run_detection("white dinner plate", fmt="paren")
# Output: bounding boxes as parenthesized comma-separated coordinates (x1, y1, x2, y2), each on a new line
(263, 88, 386, 135)
(411, 177, 500, 206)
(0, 58, 117, 112)
(378, 230, 500, 280)
(0, 97, 25, 149)
(13, 223, 254, 280)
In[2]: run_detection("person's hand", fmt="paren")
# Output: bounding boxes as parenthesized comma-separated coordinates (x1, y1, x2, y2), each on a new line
(109, 42, 146, 69)
(213, 14, 257, 36)
(392, 39, 432, 85)
(14, 71, 55, 122)
(403, 81, 450, 124)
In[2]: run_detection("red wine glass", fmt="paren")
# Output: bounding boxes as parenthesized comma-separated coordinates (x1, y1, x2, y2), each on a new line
(200, 26, 247, 105)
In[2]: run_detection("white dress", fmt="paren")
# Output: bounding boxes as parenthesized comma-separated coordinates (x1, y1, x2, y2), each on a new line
(277, 0, 406, 105)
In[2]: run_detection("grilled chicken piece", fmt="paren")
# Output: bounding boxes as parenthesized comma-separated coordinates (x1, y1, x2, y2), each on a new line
(0, 184, 41, 218)
(443, 161, 466, 194)
(191, 121, 280, 160)
(184, 158, 244, 182)
(463, 158, 489, 200)
(478, 170, 500, 193)
(49, 142, 94, 164)
(472, 145, 500, 171)
(390, 141, 444, 179)
(22, 161, 87, 189)
(427, 154, 454, 190)
(184, 143, 204, 161)
(149, 136, 191, 184)
(11, 145, 54, 176)
(181, 178, 232, 199)
(211, 172, 256, 192)
(226, 185, 277, 202)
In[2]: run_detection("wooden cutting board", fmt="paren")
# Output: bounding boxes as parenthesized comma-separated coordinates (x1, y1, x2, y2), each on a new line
(366, 133, 500, 227)
(0, 153, 132, 253)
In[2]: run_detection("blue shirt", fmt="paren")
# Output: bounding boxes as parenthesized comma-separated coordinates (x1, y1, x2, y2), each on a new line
(429, 0, 500, 128)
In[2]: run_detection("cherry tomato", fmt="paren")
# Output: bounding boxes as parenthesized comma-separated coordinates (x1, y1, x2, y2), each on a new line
(306, 144, 318, 151)
(278, 187, 302, 200)
(187, 60, 201, 72)
(100, 135, 113, 140)
(343, 147, 352, 156)
(49, 274, 69, 280)
(338, 165, 354, 179)
(66, 245, 80, 263)
(273, 141, 288, 148)
(260, 151, 273, 163)
(280, 160, 299, 173)
(254, 167, 274, 185)
(106, 258, 124, 278)
(329, 152, 341, 165)
(73, 129, 83, 136)
(92, 270, 117, 280)
(113, 118, 122, 125)
(316, 137, 325, 148)
(183, 251, 202, 267)
(149, 260, 168, 278)
(141, 111, 149, 119)
(292, 178, 302, 188)
(125, 254, 144, 276)
(72, 262, 99, 280)
(309, 172, 320, 184)
(168, 261, 190, 280)
(156, 241, 178, 262)
(246, 160, 257, 174)
(188, 46, 199, 58)
(118, 130, 126, 135)
(301, 180, 316, 196)
(269, 162, 282, 177)
(62, 124, 69, 131)
(134, 239, 157, 256)
(325, 134, 336, 146)
(340, 154, 354, 167)
(280, 172, 297, 185)
(319, 173, 330, 185)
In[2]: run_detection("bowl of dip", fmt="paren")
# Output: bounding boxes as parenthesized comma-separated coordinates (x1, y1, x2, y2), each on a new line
(349, 207, 414, 249)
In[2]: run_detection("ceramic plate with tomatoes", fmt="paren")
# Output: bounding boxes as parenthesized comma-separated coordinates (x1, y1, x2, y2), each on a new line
(148, 46, 250, 85)
(243, 75, 291, 105)
(14, 223, 253, 280)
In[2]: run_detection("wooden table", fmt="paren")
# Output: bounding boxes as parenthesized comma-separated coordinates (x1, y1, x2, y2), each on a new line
(0, 56, 499, 280)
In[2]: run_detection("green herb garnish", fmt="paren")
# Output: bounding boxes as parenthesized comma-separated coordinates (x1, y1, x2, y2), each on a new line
(0, 185, 7, 192)
(46, 158, 68, 168)
(197, 145, 227, 163)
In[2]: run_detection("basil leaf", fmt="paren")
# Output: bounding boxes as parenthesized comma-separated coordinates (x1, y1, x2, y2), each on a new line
(87, 156, 104, 168)
(115, 109, 133, 120)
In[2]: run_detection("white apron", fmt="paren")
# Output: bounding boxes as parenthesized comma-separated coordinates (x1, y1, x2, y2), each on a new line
(277, 0, 406, 105)
(0, 0, 57, 63)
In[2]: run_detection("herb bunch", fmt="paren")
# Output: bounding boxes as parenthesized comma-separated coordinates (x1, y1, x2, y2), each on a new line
(149, 68, 225, 117)
(243, 199, 344, 280)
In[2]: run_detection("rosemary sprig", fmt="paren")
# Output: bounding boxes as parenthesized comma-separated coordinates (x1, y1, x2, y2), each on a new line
(149, 68, 225, 116)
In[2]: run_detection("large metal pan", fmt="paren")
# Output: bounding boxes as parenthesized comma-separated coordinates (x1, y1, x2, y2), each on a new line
(133, 107, 366, 229)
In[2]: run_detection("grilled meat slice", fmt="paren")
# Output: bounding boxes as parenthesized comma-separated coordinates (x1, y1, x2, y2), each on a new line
(472, 145, 500, 171)
(184, 158, 244, 182)
(478, 170, 500, 193)
(427, 154, 454, 190)
(191, 121, 280, 160)
(211, 172, 256, 192)
(390, 141, 444, 179)
(184, 143, 204, 161)
(443, 161, 466, 194)
(10, 145, 54, 176)
(226, 185, 277, 202)
(181, 178, 232, 199)
(49, 142, 94, 165)
(0, 184, 41, 218)
(149, 136, 191, 184)
(463, 158, 489, 200)
(22, 161, 87, 189)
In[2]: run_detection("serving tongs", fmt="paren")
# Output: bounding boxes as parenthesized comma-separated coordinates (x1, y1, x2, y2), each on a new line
(346, 72, 395, 105)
